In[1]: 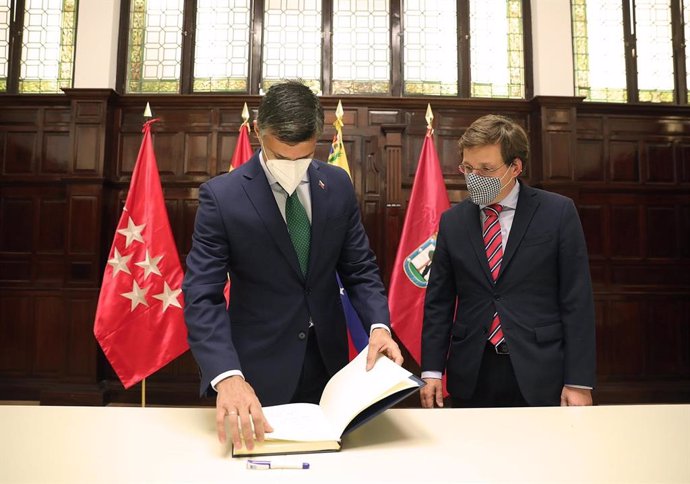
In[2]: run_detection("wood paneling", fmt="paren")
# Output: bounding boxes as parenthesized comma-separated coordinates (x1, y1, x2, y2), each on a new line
(0, 92, 688, 406)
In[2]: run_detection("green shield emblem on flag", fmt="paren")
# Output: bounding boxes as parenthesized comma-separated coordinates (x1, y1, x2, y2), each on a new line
(403, 234, 437, 288)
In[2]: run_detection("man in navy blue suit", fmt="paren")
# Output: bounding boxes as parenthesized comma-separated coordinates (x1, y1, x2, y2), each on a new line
(183, 81, 402, 450)
(421, 115, 596, 409)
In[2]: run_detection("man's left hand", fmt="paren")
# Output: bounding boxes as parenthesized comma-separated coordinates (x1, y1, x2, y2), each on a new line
(560, 386, 593, 406)
(366, 328, 404, 370)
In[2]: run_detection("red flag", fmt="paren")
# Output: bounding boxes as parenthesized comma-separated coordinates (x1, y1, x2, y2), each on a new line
(389, 129, 450, 365)
(224, 122, 255, 304)
(229, 123, 253, 172)
(94, 119, 189, 388)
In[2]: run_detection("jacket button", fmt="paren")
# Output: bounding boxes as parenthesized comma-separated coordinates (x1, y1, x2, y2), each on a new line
(482, 327, 488, 334)
(305, 287, 312, 295)
(494, 294, 501, 300)
(298, 331, 307, 340)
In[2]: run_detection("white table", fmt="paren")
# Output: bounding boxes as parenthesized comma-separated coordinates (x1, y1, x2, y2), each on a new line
(1, 404, 688, 483)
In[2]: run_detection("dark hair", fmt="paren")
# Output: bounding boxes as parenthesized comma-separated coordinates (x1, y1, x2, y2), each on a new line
(256, 80, 324, 143)
(458, 114, 529, 166)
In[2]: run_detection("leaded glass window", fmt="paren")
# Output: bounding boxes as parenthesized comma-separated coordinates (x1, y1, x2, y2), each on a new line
(572, 0, 627, 102)
(126, 0, 184, 93)
(18, 0, 77, 93)
(685, 0, 690, 100)
(635, 0, 674, 102)
(0, 0, 9, 92)
(332, 0, 389, 95)
(262, 0, 322, 93)
(193, 0, 250, 92)
(469, 0, 524, 98)
(403, 0, 457, 96)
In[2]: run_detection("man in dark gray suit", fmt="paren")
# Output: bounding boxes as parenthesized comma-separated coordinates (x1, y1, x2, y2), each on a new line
(421, 114, 595, 408)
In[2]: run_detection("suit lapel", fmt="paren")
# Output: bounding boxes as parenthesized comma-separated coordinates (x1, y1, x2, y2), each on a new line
(306, 162, 328, 281)
(464, 201, 494, 284)
(500, 181, 539, 278)
(241, 156, 305, 281)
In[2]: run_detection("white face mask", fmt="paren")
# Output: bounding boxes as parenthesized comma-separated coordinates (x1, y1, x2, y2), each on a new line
(465, 164, 514, 205)
(262, 149, 312, 195)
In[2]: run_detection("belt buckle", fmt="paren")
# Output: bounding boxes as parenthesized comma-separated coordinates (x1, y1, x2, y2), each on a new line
(495, 341, 509, 355)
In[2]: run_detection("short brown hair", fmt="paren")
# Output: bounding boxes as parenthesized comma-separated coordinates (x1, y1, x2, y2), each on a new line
(458, 114, 529, 167)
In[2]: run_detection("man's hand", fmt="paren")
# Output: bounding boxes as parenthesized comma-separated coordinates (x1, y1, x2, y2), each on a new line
(420, 378, 444, 408)
(215, 376, 273, 450)
(560, 386, 593, 406)
(366, 328, 404, 370)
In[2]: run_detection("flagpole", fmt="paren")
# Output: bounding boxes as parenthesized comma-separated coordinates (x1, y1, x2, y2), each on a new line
(140, 102, 153, 409)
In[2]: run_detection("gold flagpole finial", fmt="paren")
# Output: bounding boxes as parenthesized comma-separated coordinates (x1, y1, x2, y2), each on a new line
(241, 102, 250, 124)
(335, 100, 344, 121)
(143, 102, 153, 118)
(425, 104, 434, 131)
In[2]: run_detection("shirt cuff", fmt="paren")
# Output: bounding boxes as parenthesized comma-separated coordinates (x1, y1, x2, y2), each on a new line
(211, 370, 244, 391)
(565, 384, 593, 390)
(369, 323, 390, 334)
(421, 371, 443, 380)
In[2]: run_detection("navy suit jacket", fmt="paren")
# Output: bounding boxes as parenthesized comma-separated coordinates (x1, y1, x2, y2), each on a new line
(422, 181, 596, 405)
(182, 153, 389, 405)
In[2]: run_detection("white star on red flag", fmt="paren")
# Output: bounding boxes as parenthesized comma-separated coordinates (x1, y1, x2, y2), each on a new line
(107, 248, 132, 277)
(153, 282, 183, 312)
(135, 250, 163, 279)
(117, 216, 146, 248)
(121, 280, 149, 311)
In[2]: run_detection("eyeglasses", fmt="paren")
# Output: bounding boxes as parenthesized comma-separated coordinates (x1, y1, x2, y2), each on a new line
(458, 162, 508, 177)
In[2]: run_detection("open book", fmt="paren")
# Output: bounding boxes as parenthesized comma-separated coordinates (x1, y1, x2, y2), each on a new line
(232, 347, 424, 456)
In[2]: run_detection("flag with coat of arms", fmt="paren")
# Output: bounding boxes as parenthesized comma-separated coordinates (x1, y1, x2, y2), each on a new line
(389, 105, 450, 367)
(93, 118, 189, 388)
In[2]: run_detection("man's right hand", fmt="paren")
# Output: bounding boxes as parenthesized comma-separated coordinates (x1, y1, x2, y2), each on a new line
(215, 376, 273, 450)
(420, 378, 444, 408)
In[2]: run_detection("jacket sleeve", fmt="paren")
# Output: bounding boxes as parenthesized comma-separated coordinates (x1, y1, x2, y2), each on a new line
(558, 199, 597, 388)
(182, 182, 240, 396)
(421, 212, 457, 373)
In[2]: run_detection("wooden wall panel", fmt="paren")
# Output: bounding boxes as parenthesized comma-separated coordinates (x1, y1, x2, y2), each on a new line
(0, 93, 688, 405)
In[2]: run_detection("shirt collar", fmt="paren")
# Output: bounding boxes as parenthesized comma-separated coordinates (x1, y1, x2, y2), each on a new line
(481, 179, 520, 211)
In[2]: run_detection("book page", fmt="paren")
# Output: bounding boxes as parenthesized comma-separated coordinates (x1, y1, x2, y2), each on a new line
(319, 347, 419, 435)
(261, 403, 340, 441)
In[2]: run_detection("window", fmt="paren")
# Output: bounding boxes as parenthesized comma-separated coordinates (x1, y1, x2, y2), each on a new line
(119, 0, 530, 98)
(572, 0, 687, 103)
(0, 0, 78, 94)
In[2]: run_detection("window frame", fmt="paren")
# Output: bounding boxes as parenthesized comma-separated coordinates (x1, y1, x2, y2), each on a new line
(2, 0, 78, 95)
(116, 0, 533, 98)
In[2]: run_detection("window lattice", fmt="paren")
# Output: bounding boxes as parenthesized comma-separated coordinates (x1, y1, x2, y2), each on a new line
(193, 0, 250, 92)
(332, 0, 390, 94)
(19, 0, 77, 93)
(469, 0, 524, 98)
(262, 0, 322, 93)
(685, 0, 690, 100)
(0, 0, 9, 92)
(403, 0, 457, 96)
(572, 0, 627, 102)
(126, 0, 184, 93)
(635, 0, 674, 103)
